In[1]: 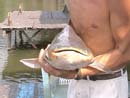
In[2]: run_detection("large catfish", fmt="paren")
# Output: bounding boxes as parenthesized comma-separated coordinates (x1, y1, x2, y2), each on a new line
(20, 25, 93, 70)
(44, 25, 93, 70)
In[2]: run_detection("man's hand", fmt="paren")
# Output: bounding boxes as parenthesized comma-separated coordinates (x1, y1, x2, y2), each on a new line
(79, 66, 104, 77)
(38, 49, 77, 79)
(38, 49, 61, 76)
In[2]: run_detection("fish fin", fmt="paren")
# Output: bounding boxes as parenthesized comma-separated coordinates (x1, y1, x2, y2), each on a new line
(20, 58, 41, 69)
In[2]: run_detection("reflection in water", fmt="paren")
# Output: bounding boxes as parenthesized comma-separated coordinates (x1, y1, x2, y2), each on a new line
(0, 32, 8, 79)
(16, 82, 44, 98)
(0, 32, 44, 98)
(3, 49, 41, 79)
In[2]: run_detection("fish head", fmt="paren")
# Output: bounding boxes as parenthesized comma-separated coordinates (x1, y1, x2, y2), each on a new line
(47, 47, 93, 63)
(48, 50, 58, 60)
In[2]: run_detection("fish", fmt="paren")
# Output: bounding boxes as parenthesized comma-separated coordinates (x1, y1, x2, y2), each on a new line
(20, 25, 93, 70)
(44, 25, 93, 70)
(20, 58, 41, 69)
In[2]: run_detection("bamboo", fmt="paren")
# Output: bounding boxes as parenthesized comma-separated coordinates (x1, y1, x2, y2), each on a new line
(7, 12, 12, 26)
(18, 4, 23, 14)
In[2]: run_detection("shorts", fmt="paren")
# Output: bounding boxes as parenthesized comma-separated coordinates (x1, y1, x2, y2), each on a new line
(67, 71, 128, 98)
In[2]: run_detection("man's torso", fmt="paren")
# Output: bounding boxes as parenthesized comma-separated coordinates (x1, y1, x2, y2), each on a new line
(68, 0, 116, 56)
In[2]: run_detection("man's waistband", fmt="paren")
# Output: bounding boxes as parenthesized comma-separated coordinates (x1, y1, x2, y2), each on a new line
(75, 68, 126, 81)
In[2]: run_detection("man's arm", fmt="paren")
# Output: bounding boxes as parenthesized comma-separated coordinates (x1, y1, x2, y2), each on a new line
(79, 0, 130, 76)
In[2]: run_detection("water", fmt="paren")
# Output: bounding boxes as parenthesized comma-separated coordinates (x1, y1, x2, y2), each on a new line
(0, 31, 8, 80)
(0, 31, 45, 98)
(0, 0, 65, 98)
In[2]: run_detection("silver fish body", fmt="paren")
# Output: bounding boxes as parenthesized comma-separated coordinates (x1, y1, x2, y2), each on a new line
(44, 25, 93, 70)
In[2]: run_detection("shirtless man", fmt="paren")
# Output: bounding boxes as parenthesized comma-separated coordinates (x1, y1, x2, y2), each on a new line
(38, 0, 130, 98)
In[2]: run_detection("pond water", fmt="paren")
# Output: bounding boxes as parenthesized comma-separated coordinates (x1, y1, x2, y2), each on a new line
(0, 0, 65, 98)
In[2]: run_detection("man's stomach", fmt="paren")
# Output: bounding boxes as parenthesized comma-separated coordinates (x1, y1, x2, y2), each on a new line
(80, 32, 115, 56)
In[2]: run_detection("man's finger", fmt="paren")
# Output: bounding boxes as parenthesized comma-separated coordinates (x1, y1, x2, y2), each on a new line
(38, 49, 45, 63)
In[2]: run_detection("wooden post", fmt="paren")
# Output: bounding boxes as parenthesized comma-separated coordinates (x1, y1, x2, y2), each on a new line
(8, 12, 12, 26)
(19, 30, 24, 47)
(14, 30, 17, 48)
(18, 4, 23, 14)
(22, 30, 38, 49)
(6, 30, 12, 50)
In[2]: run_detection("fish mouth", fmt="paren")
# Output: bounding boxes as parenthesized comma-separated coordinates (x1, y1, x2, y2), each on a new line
(53, 47, 89, 56)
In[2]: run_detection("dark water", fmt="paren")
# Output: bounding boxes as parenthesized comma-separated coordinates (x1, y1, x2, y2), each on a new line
(0, 0, 65, 98)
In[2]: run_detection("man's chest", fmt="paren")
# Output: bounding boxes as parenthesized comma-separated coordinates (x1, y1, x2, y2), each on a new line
(68, 0, 115, 54)
(70, 0, 109, 20)
(68, 0, 111, 37)
(68, 0, 109, 29)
